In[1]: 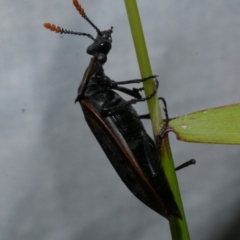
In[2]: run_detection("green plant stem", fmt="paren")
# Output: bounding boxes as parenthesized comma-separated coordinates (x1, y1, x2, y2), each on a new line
(123, 0, 162, 132)
(124, 1, 190, 239)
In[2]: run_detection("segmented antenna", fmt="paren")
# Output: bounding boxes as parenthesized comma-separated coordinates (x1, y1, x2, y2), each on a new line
(43, 23, 94, 40)
(107, 27, 114, 35)
(72, 0, 102, 36)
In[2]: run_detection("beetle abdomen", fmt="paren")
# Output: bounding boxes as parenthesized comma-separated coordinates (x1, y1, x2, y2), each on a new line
(81, 95, 181, 219)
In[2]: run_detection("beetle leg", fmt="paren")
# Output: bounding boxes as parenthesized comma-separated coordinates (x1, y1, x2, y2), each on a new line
(100, 75, 159, 99)
(101, 78, 159, 115)
(113, 75, 158, 85)
(98, 76, 144, 99)
(110, 85, 143, 99)
(175, 159, 196, 171)
(99, 75, 160, 101)
(139, 97, 169, 120)
(139, 113, 151, 119)
(158, 97, 169, 123)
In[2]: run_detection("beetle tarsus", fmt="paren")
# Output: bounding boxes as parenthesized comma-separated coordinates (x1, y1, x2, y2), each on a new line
(175, 159, 196, 171)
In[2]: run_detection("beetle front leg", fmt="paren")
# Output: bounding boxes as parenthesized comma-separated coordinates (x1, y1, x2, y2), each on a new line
(113, 75, 158, 85)
(99, 75, 159, 99)
(98, 76, 144, 99)
(101, 78, 159, 115)
(111, 85, 143, 99)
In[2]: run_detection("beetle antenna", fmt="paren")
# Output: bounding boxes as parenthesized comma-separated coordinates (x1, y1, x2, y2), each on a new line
(43, 23, 95, 41)
(175, 159, 196, 171)
(73, 0, 102, 36)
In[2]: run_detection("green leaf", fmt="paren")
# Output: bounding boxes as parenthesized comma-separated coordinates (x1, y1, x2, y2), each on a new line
(168, 103, 240, 144)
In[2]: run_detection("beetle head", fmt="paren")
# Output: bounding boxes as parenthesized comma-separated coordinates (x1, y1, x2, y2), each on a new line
(43, 0, 113, 62)
(87, 28, 113, 57)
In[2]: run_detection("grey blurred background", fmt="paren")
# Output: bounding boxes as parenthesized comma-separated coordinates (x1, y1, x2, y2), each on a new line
(1, 0, 240, 239)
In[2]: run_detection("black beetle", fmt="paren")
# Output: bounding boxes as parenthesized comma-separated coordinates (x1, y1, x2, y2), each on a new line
(43, 0, 194, 219)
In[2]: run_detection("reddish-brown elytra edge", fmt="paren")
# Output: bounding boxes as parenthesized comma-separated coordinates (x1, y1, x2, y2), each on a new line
(44, 0, 195, 219)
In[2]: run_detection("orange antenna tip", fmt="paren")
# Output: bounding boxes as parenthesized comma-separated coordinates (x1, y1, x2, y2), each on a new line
(43, 23, 51, 29)
(43, 23, 61, 33)
(73, 0, 85, 16)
